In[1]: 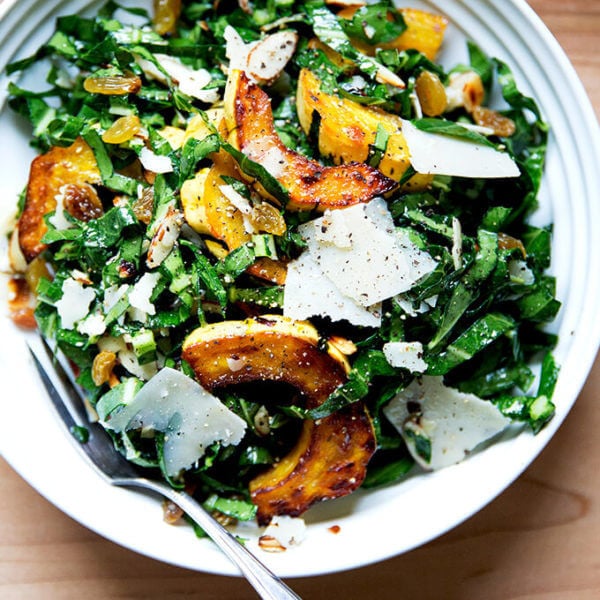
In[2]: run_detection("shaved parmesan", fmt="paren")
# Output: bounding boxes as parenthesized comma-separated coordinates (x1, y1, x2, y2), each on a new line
(103, 367, 247, 476)
(382, 341, 427, 373)
(383, 376, 510, 470)
(395, 294, 435, 317)
(56, 277, 95, 330)
(300, 199, 437, 307)
(260, 516, 307, 551)
(128, 272, 161, 316)
(139, 146, 173, 174)
(284, 252, 382, 327)
(313, 212, 353, 248)
(401, 119, 520, 178)
(77, 312, 107, 337)
(241, 139, 286, 179)
(103, 283, 129, 313)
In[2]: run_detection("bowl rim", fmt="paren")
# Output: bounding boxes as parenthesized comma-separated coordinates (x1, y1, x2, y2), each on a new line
(1, 0, 599, 578)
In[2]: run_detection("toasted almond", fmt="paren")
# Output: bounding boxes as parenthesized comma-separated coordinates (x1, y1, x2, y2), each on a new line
(258, 535, 287, 553)
(246, 30, 298, 84)
(328, 335, 358, 356)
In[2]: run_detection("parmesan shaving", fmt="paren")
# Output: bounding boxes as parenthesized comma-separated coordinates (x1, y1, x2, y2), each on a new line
(128, 272, 161, 316)
(55, 277, 95, 330)
(103, 367, 247, 476)
(139, 146, 173, 174)
(401, 119, 520, 178)
(382, 341, 427, 373)
(283, 252, 382, 327)
(299, 199, 438, 307)
(260, 516, 307, 551)
(383, 377, 510, 470)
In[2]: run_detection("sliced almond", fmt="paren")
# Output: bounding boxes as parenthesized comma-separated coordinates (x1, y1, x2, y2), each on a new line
(258, 535, 287, 553)
(247, 30, 299, 84)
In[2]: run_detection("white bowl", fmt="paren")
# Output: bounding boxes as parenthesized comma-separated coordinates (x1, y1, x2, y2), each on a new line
(1, 0, 599, 577)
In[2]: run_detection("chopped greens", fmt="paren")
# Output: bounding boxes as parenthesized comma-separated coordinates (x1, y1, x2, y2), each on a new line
(6, 0, 559, 531)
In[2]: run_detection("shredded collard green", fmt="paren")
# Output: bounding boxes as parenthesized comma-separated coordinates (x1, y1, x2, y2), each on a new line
(6, 0, 559, 518)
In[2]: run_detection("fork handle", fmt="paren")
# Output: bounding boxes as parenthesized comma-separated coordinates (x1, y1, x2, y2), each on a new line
(111, 477, 302, 600)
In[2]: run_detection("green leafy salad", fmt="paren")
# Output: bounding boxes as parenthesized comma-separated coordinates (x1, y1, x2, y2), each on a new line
(6, 0, 560, 535)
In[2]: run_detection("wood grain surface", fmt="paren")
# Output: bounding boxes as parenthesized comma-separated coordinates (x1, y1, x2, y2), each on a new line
(1, 1, 599, 598)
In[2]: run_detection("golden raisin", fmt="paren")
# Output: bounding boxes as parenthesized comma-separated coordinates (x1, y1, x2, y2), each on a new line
(415, 71, 447, 117)
(25, 256, 51, 295)
(83, 74, 142, 96)
(102, 115, 142, 144)
(472, 106, 517, 138)
(251, 202, 287, 236)
(133, 187, 155, 225)
(62, 183, 104, 222)
(92, 351, 117, 387)
(498, 232, 526, 258)
(153, 0, 182, 35)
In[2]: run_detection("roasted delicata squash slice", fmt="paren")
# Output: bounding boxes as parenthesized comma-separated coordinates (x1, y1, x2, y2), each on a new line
(181, 109, 288, 284)
(182, 315, 376, 524)
(390, 8, 447, 60)
(224, 69, 397, 211)
(183, 106, 226, 145)
(18, 137, 101, 262)
(337, 6, 447, 61)
(181, 154, 287, 284)
(180, 167, 212, 235)
(297, 68, 432, 190)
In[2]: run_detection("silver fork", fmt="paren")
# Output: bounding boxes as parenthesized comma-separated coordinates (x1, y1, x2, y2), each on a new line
(28, 336, 301, 600)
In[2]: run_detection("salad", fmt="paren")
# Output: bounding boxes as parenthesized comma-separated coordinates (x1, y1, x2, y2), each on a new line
(5, 0, 560, 545)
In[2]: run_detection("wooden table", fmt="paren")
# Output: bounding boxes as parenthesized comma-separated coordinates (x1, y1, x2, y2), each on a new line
(1, 2, 599, 598)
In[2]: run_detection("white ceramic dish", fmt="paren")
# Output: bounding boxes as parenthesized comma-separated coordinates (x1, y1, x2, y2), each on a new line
(1, 0, 599, 578)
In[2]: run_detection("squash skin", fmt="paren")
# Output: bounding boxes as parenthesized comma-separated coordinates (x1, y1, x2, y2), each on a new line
(224, 69, 397, 211)
(181, 315, 376, 524)
(18, 138, 101, 262)
(296, 68, 433, 190)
